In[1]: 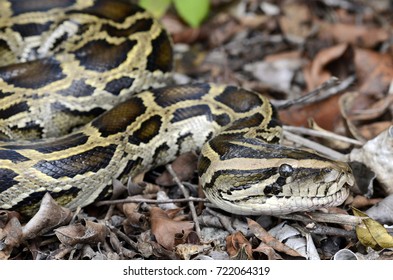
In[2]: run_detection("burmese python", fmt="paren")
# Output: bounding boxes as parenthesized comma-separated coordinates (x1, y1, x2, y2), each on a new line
(0, 0, 354, 217)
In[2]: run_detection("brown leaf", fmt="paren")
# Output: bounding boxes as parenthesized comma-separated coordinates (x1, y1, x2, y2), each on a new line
(55, 219, 108, 246)
(349, 126, 393, 194)
(155, 152, 198, 186)
(279, 44, 354, 130)
(247, 218, 302, 258)
(304, 43, 354, 90)
(0, 217, 23, 260)
(253, 242, 283, 260)
(22, 193, 73, 240)
(150, 207, 194, 250)
(121, 195, 149, 234)
(279, 3, 312, 38)
(225, 231, 253, 260)
(355, 48, 393, 96)
(320, 23, 389, 48)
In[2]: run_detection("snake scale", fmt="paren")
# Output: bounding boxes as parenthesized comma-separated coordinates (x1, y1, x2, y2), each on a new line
(0, 0, 354, 217)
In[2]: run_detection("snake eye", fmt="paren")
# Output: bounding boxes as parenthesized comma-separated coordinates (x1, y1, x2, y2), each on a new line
(279, 164, 293, 177)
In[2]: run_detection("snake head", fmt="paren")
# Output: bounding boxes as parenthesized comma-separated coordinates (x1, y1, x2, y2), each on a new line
(200, 140, 355, 216)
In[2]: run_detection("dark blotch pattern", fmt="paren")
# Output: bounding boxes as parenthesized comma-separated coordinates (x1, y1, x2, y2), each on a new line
(11, 22, 53, 37)
(33, 144, 117, 179)
(0, 168, 19, 192)
(0, 101, 29, 119)
(128, 115, 161, 145)
(9, 0, 76, 16)
(214, 86, 263, 113)
(214, 113, 231, 126)
(0, 150, 29, 163)
(171, 104, 211, 123)
(197, 155, 211, 177)
(3, 132, 89, 154)
(153, 84, 210, 107)
(73, 39, 136, 72)
(152, 143, 170, 162)
(78, 0, 143, 22)
(101, 18, 153, 37)
(0, 58, 66, 89)
(104, 76, 134, 96)
(146, 30, 173, 73)
(92, 97, 146, 137)
(227, 113, 264, 131)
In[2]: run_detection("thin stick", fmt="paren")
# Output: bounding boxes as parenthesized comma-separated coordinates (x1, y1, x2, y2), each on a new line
(95, 196, 208, 207)
(165, 164, 202, 238)
(272, 75, 355, 109)
(283, 130, 346, 161)
(284, 125, 364, 146)
(278, 212, 364, 227)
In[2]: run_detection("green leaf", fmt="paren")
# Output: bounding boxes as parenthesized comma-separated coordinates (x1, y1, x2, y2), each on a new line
(173, 0, 209, 28)
(139, 0, 172, 18)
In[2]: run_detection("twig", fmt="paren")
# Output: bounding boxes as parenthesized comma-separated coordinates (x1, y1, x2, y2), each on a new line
(272, 75, 355, 109)
(283, 125, 364, 146)
(306, 224, 357, 239)
(165, 164, 202, 238)
(277, 212, 364, 227)
(95, 196, 208, 207)
(107, 224, 138, 251)
(283, 130, 346, 161)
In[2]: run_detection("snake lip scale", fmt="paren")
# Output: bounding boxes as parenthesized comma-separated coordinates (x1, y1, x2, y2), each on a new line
(0, 0, 354, 217)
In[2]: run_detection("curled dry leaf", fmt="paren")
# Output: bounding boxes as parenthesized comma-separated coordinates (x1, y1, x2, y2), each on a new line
(339, 91, 392, 140)
(149, 207, 194, 250)
(55, 219, 108, 247)
(0, 217, 23, 260)
(349, 126, 393, 194)
(155, 152, 198, 186)
(22, 193, 73, 240)
(121, 195, 149, 234)
(247, 218, 303, 258)
(225, 231, 253, 260)
(353, 208, 393, 250)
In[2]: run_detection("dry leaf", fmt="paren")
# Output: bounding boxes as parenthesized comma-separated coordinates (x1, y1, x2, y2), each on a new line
(55, 219, 108, 246)
(150, 207, 194, 250)
(279, 2, 312, 38)
(247, 218, 303, 258)
(155, 152, 198, 186)
(0, 217, 23, 260)
(320, 23, 389, 48)
(355, 48, 393, 96)
(22, 193, 73, 240)
(253, 242, 283, 260)
(366, 194, 393, 225)
(349, 126, 393, 194)
(353, 208, 393, 250)
(175, 243, 211, 260)
(225, 231, 253, 260)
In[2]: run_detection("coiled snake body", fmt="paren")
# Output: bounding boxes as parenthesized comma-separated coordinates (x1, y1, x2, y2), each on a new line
(0, 0, 354, 217)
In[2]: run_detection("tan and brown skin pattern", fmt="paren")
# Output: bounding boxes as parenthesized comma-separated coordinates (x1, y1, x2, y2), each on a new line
(0, 0, 354, 217)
